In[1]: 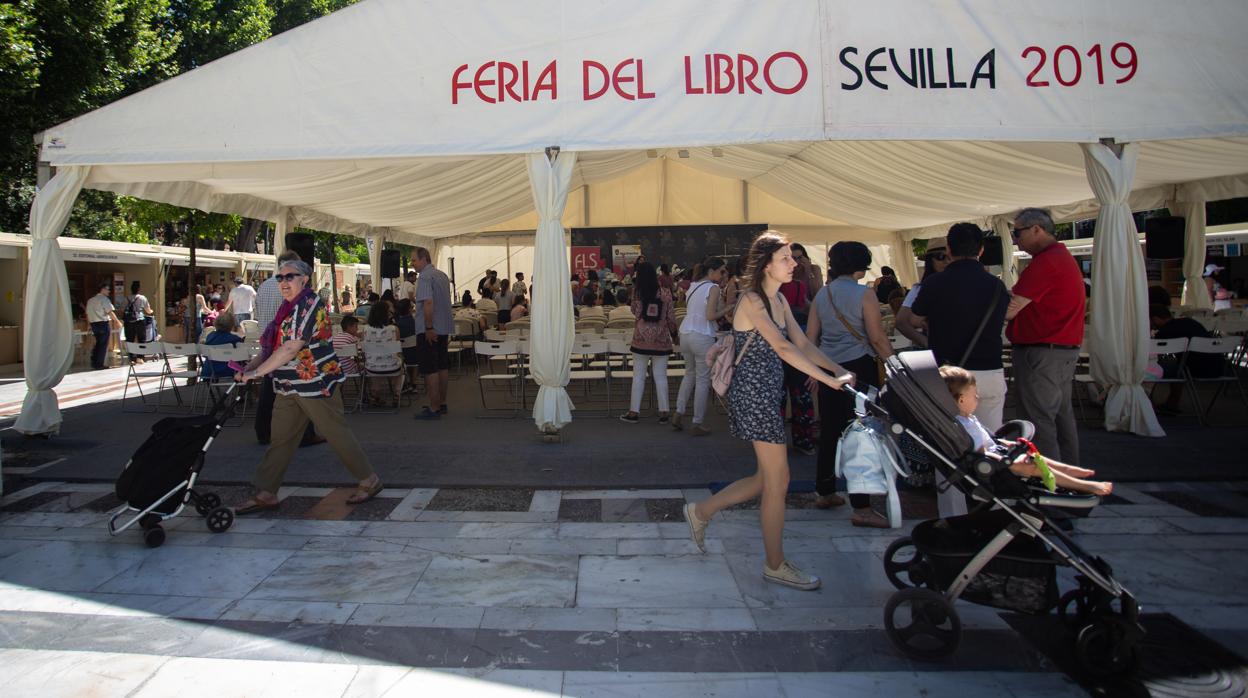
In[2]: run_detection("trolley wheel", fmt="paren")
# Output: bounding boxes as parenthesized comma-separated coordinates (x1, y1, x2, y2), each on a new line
(1057, 588, 1093, 630)
(884, 588, 962, 661)
(143, 525, 166, 548)
(139, 513, 162, 530)
(1075, 618, 1139, 677)
(194, 492, 223, 516)
(883, 537, 931, 590)
(205, 506, 234, 534)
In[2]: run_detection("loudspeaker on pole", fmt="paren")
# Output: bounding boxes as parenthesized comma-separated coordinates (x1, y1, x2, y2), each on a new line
(1145, 216, 1185, 260)
(381, 248, 401, 278)
(284, 232, 316, 268)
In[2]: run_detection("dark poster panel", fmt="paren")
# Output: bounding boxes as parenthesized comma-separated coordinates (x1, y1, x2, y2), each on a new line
(569, 224, 768, 276)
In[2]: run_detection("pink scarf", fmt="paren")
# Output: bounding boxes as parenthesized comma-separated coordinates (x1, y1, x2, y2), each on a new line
(260, 287, 316, 360)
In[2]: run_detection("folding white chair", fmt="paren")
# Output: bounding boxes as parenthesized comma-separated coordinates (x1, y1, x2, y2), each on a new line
(484, 328, 507, 342)
(606, 317, 635, 330)
(360, 339, 405, 413)
(334, 342, 366, 413)
(122, 341, 167, 412)
(474, 339, 521, 417)
(1143, 337, 1192, 418)
(566, 338, 611, 416)
(157, 342, 201, 412)
(196, 343, 254, 425)
(575, 319, 605, 335)
(1185, 336, 1248, 425)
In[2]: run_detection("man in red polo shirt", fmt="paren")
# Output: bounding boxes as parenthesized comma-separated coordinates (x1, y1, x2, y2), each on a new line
(1005, 208, 1086, 463)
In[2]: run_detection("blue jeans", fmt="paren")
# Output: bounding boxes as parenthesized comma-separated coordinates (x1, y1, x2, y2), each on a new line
(90, 321, 111, 369)
(234, 313, 252, 322)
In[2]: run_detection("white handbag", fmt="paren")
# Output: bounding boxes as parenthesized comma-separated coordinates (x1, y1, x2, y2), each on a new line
(834, 412, 910, 529)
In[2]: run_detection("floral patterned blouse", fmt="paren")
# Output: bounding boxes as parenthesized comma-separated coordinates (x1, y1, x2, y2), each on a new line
(272, 293, 345, 398)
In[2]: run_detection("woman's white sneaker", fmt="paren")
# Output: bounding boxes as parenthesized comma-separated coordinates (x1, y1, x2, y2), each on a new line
(763, 560, 821, 591)
(683, 502, 709, 553)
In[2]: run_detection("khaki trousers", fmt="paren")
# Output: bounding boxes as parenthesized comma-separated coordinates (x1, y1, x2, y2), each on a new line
(252, 389, 374, 493)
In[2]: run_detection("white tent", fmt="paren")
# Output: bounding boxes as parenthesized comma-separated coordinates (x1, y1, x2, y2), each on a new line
(21, 0, 1248, 436)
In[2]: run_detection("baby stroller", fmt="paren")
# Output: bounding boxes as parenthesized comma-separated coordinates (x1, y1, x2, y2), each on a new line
(853, 351, 1141, 675)
(108, 384, 240, 547)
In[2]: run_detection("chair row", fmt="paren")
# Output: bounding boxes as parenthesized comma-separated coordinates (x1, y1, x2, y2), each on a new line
(1143, 336, 1248, 425)
(471, 338, 687, 418)
(122, 340, 259, 419)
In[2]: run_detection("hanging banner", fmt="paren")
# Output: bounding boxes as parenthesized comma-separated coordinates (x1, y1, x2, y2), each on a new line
(39, 0, 1248, 166)
(611, 245, 643, 276)
(571, 246, 601, 275)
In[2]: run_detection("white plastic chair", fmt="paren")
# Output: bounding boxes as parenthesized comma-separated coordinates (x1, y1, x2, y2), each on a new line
(474, 339, 521, 417)
(122, 341, 167, 412)
(197, 343, 254, 425)
(158, 342, 201, 412)
(360, 339, 405, 413)
(1185, 336, 1248, 424)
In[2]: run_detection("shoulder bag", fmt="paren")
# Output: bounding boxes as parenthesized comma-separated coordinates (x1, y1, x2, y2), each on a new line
(826, 285, 887, 385)
(708, 332, 755, 398)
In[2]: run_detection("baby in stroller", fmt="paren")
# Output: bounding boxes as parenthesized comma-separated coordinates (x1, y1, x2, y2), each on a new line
(940, 366, 1112, 497)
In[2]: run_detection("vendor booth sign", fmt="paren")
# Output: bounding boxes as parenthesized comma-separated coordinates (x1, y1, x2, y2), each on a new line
(612, 245, 642, 276)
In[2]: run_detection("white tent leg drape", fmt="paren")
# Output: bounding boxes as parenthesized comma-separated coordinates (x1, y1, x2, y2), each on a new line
(527, 151, 577, 432)
(1172, 190, 1212, 310)
(366, 230, 385, 293)
(1081, 143, 1163, 438)
(15, 166, 90, 436)
(889, 234, 918, 288)
(273, 209, 291, 260)
(990, 216, 1019, 288)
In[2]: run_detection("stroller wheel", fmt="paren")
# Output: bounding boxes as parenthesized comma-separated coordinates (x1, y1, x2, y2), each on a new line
(1057, 589, 1093, 630)
(883, 537, 931, 590)
(139, 513, 161, 530)
(205, 506, 234, 534)
(1075, 617, 1139, 677)
(143, 525, 166, 548)
(884, 588, 962, 661)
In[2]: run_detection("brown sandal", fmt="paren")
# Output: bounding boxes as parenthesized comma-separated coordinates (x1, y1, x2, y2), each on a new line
(235, 497, 280, 515)
(850, 510, 890, 529)
(346, 480, 384, 505)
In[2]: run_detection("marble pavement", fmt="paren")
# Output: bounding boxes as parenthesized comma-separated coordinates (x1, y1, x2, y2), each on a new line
(1, 481, 1247, 696)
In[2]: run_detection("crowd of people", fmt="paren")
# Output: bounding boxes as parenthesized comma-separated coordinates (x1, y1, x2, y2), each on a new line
(148, 210, 1211, 593)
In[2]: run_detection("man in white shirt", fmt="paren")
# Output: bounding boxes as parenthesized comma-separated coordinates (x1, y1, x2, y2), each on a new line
(512, 272, 527, 298)
(86, 281, 121, 369)
(400, 271, 418, 302)
(223, 276, 257, 321)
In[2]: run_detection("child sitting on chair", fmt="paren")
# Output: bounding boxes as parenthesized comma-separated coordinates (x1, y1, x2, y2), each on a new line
(940, 366, 1113, 497)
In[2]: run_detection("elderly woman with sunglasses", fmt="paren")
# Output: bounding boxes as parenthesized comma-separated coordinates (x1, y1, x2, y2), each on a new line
(895, 240, 951, 348)
(232, 259, 382, 515)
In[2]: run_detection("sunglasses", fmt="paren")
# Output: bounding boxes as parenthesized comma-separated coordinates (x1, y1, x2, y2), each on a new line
(1011, 224, 1033, 239)
(274, 273, 304, 282)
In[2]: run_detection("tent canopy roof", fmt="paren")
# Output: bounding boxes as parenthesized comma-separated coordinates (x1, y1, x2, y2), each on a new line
(39, 0, 1248, 240)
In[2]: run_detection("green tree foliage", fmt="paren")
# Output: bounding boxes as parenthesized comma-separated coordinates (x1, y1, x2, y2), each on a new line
(0, 0, 359, 243)
(0, 0, 179, 234)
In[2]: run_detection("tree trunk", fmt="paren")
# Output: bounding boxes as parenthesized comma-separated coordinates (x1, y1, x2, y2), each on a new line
(329, 235, 339, 313)
(236, 217, 263, 253)
(186, 225, 198, 374)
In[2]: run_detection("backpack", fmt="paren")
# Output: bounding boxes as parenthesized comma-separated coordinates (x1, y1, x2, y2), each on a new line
(123, 296, 143, 323)
(707, 332, 755, 398)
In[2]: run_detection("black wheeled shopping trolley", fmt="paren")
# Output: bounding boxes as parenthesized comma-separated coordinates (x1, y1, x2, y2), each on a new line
(108, 383, 242, 547)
